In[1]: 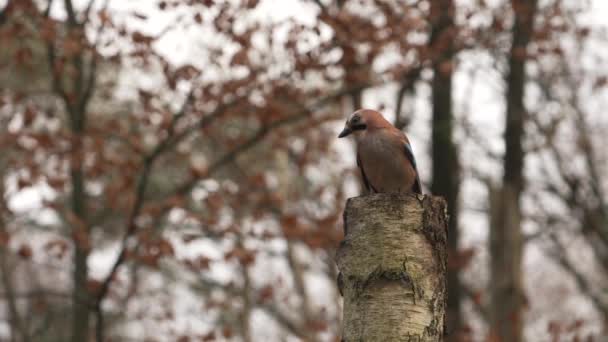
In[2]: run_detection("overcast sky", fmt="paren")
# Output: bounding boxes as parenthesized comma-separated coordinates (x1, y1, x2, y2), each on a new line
(3, 0, 608, 339)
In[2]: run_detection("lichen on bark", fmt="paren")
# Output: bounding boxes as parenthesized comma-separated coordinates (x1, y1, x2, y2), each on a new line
(336, 193, 448, 341)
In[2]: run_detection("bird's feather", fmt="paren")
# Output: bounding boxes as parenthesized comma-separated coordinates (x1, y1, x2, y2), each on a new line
(357, 153, 376, 193)
(403, 141, 422, 194)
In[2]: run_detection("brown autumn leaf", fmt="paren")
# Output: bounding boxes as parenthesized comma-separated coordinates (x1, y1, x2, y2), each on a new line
(0, 231, 10, 247)
(16, 176, 32, 191)
(63, 37, 83, 57)
(249, 173, 266, 187)
(245, 0, 259, 9)
(512, 46, 527, 61)
(305, 230, 329, 250)
(224, 247, 256, 266)
(32, 297, 48, 313)
(138, 251, 160, 268)
(98, 9, 110, 24)
(485, 330, 501, 342)
(593, 76, 607, 90)
(22, 106, 36, 126)
(222, 326, 233, 338)
(258, 285, 274, 302)
(201, 331, 216, 341)
(205, 193, 224, 211)
(132, 31, 154, 45)
(72, 227, 92, 252)
(230, 49, 249, 66)
(448, 247, 476, 271)
(307, 319, 329, 332)
(567, 319, 584, 332)
(191, 255, 211, 270)
(40, 18, 57, 43)
(181, 233, 199, 244)
(87, 279, 102, 295)
(17, 244, 32, 259)
(14, 47, 33, 66)
(281, 215, 308, 240)
(316, 214, 338, 230)
(471, 290, 484, 308)
(439, 60, 454, 76)
(157, 239, 174, 256)
(190, 162, 209, 178)
(280, 215, 297, 229)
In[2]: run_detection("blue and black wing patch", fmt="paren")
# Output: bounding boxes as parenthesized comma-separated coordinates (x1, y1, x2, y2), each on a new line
(404, 142, 422, 194)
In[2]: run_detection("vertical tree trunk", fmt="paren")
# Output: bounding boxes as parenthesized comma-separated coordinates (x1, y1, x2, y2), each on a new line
(489, 1, 537, 341)
(70, 119, 90, 342)
(428, 0, 461, 338)
(43, 2, 96, 339)
(65, 33, 92, 342)
(336, 194, 448, 341)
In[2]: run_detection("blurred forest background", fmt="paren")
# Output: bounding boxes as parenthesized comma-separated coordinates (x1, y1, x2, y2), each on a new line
(1, 0, 607, 341)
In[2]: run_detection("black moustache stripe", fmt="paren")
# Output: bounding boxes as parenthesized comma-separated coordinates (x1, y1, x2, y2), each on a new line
(352, 124, 367, 131)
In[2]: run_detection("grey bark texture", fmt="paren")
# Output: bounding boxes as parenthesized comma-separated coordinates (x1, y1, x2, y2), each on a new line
(336, 193, 448, 341)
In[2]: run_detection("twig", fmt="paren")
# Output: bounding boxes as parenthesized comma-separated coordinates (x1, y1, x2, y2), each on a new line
(461, 283, 490, 321)
(173, 83, 371, 197)
(92, 93, 218, 342)
(63, 0, 77, 25)
(394, 66, 423, 130)
(545, 233, 608, 318)
(44, 0, 54, 17)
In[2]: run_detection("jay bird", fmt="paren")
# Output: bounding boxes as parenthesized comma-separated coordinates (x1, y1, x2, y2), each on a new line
(338, 109, 422, 194)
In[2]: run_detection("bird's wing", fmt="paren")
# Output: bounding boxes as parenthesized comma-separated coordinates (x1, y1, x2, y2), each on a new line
(403, 140, 422, 194)
(357, 153, 376, 193)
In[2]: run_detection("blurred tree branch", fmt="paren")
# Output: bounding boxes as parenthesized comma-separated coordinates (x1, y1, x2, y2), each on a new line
(0, 179, 30, 342)
(546, 232, 608, 318)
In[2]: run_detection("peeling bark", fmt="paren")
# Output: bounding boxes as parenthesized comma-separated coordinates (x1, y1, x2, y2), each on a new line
(336, 194, 448, 341)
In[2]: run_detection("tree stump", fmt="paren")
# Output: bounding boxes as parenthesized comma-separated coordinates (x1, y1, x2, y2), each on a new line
(336, 193, 448, 341)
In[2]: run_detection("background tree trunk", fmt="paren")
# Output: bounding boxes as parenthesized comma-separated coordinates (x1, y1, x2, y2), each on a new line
(336, 194, 448, 341)
(428, 0, 461, 338)
(489, 1, 537, 341)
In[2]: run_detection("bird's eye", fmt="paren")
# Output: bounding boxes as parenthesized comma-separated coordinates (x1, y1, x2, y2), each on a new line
(352, 116, 360, 123)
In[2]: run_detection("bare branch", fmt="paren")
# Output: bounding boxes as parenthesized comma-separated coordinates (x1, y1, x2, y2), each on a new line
(43, 6, 72, 121)
(92, 93, 232, 341)
(83, 0, 97, 21)
(394, 66, 423, 130)
(258, 302, 309, 339)
(44, 0, 54, 17)
(546, 233, 608, 318)
(0, 0, 12, 26)
(311, 0, 325, 10)
(92, 83, 371, 341)
(173, 84, 371, 197)
(194, 276, 308, 339)
(0, 180, 29, 341)
(461, 284, 490, 322)
(63, 0, 77, 25)
(78, 0, 110, 116)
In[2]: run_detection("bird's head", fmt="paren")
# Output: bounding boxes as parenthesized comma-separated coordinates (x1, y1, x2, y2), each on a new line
(338, 109, 389, 138)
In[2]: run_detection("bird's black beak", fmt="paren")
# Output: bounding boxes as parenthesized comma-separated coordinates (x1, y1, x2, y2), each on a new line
(338, 127, 352, 138)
